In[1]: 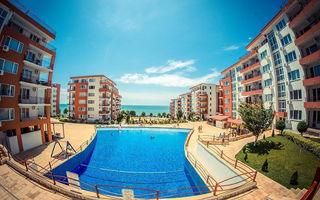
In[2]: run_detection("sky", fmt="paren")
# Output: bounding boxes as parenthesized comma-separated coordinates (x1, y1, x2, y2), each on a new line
(23, 0, 285, 105)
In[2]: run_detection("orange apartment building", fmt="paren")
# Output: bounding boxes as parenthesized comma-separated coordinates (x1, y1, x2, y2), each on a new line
(0, 0, 56, 153)
(68, 75, 121, 122)
(217, 0, 320, 132)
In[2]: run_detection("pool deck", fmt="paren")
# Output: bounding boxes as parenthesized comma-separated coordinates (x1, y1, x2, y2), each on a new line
(4, 120, 300, 199)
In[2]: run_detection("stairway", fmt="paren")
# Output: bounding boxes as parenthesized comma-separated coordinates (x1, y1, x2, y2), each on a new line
(290, 188, 308, 199)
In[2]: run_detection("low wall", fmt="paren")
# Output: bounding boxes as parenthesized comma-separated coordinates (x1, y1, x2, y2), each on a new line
(7, 131, 43, 154)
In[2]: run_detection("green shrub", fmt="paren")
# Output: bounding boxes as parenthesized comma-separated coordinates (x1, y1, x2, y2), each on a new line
(290, 171, 298, 185)
(276, 120, 285, 135)
(262, 159, 268, 172)
(244, 152, 248, 162)
(297, 121, 308, 136)
(283, 130, 320, 158)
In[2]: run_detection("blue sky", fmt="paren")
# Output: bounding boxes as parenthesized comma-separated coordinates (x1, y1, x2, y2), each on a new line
(24, 0, 283, 105)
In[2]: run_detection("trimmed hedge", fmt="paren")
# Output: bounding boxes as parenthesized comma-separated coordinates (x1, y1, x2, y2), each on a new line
(283, 130, 320, 158)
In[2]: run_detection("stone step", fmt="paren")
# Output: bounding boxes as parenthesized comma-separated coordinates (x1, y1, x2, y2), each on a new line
(293, 188, 301, 195)
(296, 188, 308, 199)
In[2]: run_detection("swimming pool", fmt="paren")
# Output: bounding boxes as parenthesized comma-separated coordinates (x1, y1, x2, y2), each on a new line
(50, 127, 210, 198)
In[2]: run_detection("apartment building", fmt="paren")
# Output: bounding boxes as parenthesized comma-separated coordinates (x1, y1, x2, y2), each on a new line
(51, 83, 60, 116)
(68, 75, 121, 122)
(0, 0, 56, 154)
(170, 83, 218, 119)
(218, 0, 320, 131)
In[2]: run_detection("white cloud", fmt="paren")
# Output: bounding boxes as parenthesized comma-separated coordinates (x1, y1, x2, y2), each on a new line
(118, 68, 220, 87)
(224, 45, 240, 51)
(145, 60, 195, 74)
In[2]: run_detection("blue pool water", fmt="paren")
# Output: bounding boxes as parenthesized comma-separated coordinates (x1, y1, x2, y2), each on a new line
(51, 128, 209, 198)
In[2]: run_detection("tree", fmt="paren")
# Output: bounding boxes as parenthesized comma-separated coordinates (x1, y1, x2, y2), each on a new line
(149, 112, 153, 117)
(297, 121, 308, 136)
(238, 101, 274, 145)
(141, 112, 146, 117)
(188, 112, 195, 120)
(63, 108, 68, 115)
(162, 112, 166, 118)
(116, 115, 122, 123)
(157, 113, 161, 118)
(130, 110, 136, 117)
(276, 120, 285, 135)
(177, 110, 183, 120)
(126, 115, 130, 123)
(261, 159, 268, 172)
(244, 152, 248, 162)
(167, 113, 171, 118)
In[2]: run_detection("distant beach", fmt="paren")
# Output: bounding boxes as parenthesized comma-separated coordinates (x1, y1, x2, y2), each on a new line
(59, 104, 169, 116)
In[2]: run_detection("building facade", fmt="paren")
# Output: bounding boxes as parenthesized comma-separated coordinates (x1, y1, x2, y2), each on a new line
(0, 0, 56, 153)
(68, 75, 121, 122)
(170, 83, 218, 119)
(218, 0, 320, 131)
(51, 83, 60, 116)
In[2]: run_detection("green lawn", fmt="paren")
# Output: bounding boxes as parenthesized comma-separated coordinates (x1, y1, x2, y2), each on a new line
(308, 137, 320, 143)
(235, 135, 320, 189)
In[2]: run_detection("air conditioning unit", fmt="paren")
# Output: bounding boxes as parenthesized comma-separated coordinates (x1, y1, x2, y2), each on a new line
(38, 53, 42, 57)
(34, 69, 39, 74)
(0, 70, 4, 75)
(287, 100, 292, 104)
(2, 45, 9, 52)
(33, 87, 37, 92)
(268, 70, 272, 74)
(285, 81, 290, 85)
(32, 106, 36, 110)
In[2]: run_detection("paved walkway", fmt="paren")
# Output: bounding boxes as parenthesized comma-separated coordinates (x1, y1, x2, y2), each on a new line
(5, 121, 302, 199)
(0, 164, 70, 200)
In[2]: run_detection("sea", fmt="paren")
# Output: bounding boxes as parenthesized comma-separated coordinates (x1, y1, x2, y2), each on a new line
(59, 104, 169, 115)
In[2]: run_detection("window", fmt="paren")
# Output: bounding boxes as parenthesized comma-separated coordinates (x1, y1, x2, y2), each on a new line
(268, 31, 278, 51)
(88, 100, 94, 104)
(225, 108, 230, 113)
(264, 79, 272, 87)
(73, 80, 79, 83)
(0, 84, 15, 97)
(88, 107, 94, 111)
(237, 76, 243, 82)
(79, 92, 87, 97)
(89, 79, 95, 82)
(79, 85, 87, 89)
(21, 88, 30, 99)
(238, 87, 243, 92)
(278, 83, 286, 97)
(81, 79, 87, 83)
(20, 107, 29, 119)
(306, 44, 318, 56)
(224, 81, 229, 86)
(232, 102, 237, 111)
(29, 34, 40, 43)
(0, 108, 14, 121)
(288, 70, 300, 81)
(89, 86, 95, 89)
(0, 59, 18, 74)
(232, 93, 236, 100)
(262, 64, 270, 73)
(224, 98, 230, 104)
(22, 69, 32, 79)
(290, 110, 302, 120)
(0, 8, 8, 28)
(236, 66, 241, 72)
(88, 93, 95, 96)
(276, 66, 284, 81)
(290, 90, 302, 100)
(232, 84, 236, 91)
(273, 51, 282, 65)
(265, 94, 273, 102)
(79, 107, 86, 111)
(276, 19, 286, 31)
(79, 100, 86, 104)
(225, 90, 230, 95)
(285, 51, 297, 63)
(278, 100, 286, 112)
(280, 34, 292, 46)
(313, 65, 320, 77)
(4, 37, 24, 53)
(232, 112, 237, 119)
(260, 50, 267, 59)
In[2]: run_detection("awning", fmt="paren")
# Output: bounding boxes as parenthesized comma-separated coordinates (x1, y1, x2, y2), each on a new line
(227, 118, 243, 125)
(207, 115, 229, 121)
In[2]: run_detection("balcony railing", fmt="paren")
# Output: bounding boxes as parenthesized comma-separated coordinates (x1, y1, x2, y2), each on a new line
(20, 114, 47, 122)
(19, 96, 50, 104)
(20, 77, 51, 87)
(24, 56, 51, 69)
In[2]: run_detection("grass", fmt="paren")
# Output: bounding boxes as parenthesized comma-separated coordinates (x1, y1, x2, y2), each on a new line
(235, 135, 320, 189)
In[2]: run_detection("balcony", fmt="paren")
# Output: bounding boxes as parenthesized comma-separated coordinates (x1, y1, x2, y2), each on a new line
(19, 96, 50, 104)
(295, 22, 320, 46)
(300, 49, 320, 65)
(240, 62, 260, 73)
(303, 76, 320, 86)
(289, 0, 319, 29)
(304, 101, 320, 109)
(241, 75, 262, 85)
(242, 89, 263, 96)
(20, 114, 47, 122)
(20, 77, 51, 88)
(23, 57, 52, 72)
